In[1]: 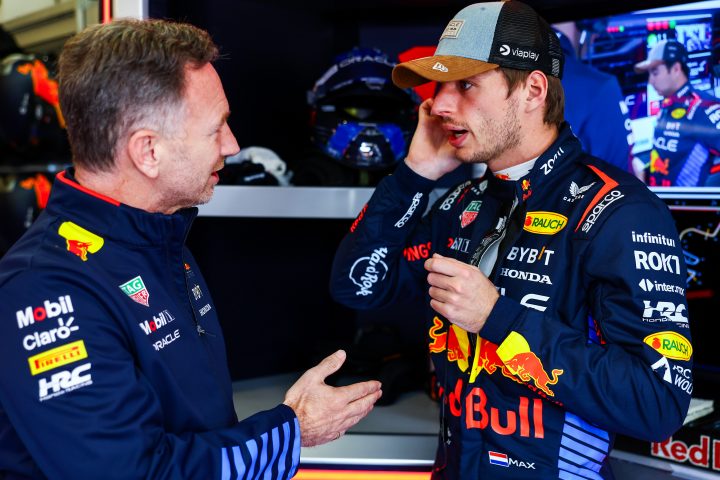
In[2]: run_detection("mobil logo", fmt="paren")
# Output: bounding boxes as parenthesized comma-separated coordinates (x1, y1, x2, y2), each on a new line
(16, 295, 74, 330)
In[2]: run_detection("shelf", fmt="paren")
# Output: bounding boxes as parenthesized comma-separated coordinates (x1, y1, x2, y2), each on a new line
(197, 185, 375, 219)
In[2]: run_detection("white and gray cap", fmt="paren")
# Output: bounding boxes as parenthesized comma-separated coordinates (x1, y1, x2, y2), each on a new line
(392, 1, 564, 89)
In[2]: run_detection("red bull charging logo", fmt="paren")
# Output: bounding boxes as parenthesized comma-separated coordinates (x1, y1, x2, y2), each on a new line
(497, 332, 563, 397)
(58, 222, 104, 261)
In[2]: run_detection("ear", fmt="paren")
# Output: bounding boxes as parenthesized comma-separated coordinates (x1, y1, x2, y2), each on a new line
(127, 129, 162, 179)
(523, 70, 549, 115)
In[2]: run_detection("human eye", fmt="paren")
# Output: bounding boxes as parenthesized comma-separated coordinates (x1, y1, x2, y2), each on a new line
(459, 80, 473, 91)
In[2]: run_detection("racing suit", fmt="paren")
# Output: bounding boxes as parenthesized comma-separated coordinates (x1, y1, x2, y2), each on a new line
(648, 82, 720, 186)
(331, 124, 692, 479)
(0, 170, 300, 479)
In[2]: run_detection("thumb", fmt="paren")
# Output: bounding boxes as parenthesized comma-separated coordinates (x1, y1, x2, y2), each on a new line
(315, 350, 346, 379)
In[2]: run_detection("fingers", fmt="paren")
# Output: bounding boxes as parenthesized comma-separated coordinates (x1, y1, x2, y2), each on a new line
(333, 379, 382, 405)
(309, 349, 347, 380)
(424, 253, 470, 276)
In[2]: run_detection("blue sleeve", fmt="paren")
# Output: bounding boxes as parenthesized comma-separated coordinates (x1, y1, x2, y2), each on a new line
(0, 273, 300, 480)
(481, 198, 691, 442)
(330, 161, 437, 310)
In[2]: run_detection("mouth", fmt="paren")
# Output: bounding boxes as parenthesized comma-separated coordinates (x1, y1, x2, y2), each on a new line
(445, 125, 469, 146)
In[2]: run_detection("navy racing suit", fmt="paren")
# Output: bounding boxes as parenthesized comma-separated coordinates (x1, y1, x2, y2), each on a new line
(647, 82, 720, 186)
(330, 125, 692, 479)
(0, 170, 300, 480)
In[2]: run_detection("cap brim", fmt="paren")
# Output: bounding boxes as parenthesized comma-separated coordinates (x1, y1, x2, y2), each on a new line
(392, 55, 499, 89)
(634, 58, 663, 73)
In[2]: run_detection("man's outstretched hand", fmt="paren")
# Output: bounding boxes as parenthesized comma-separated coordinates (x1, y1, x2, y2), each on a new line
(283, 350, 382, 447)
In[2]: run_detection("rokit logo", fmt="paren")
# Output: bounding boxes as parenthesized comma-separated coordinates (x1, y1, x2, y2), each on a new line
(38, 362, 92, 402)
(138, 310, 175, 335)
(349, 248, 389, 296)
(643, 301, 688, 327)
(634, 250, 681, 275)
(23, 317, 79, 351)
(16, 295, 74, 330)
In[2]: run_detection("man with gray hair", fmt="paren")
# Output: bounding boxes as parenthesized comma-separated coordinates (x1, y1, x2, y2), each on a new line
(0, 19, 381, 479)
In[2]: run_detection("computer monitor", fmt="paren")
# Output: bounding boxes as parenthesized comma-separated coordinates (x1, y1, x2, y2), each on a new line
(582, 0, 720, 155)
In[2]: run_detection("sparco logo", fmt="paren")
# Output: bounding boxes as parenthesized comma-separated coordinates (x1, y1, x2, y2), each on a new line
(16, 296, 74, 330)
(499, 44, 539, 62)
(581, 190, 624, 232)
(138, 310, 176, 335)
(499, 268, 552, 285)
(439, 181, 470, 211)
(634, 250, 681, 275)
(350, 248, 389, 296)
(395, 193, 423, 228)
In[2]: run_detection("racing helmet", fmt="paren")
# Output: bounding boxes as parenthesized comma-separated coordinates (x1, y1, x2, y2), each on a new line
(308, 47, 418, 170)
(0, 54, 68, 164)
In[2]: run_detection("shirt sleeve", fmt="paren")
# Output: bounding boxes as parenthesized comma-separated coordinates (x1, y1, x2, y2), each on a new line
(0, 272, 301, 480)
(330, 161, 438, 310)
(480, 197, 692, 442)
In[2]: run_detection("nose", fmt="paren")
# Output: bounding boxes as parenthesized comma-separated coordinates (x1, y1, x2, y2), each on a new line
(430, 82, 457, 118)
(220, 122, 240, 157)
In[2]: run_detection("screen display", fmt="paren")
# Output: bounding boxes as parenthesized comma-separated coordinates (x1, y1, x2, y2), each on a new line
(580, 1, 720, 188)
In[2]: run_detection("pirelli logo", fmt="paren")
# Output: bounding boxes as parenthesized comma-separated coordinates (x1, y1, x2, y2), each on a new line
(28, 340, 88, 376)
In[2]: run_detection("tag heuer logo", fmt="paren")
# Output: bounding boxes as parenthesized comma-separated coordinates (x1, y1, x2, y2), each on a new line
(461, 200, 482, 228)
(119, 276, 150, 307)
(432, 62, 449, 72)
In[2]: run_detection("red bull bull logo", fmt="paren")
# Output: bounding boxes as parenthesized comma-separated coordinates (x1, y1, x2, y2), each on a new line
(58, 222, 104, 261)
(650, 150, 670, 176)
(428, 317, 472, 372)
(496, 332, 563, 397)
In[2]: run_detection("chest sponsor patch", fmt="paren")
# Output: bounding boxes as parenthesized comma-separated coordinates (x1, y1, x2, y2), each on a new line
(644, 332, 692, 361)
(28, 340, 88, 376)
(523, 212, 567, 235)
(119, 276, 150, 307)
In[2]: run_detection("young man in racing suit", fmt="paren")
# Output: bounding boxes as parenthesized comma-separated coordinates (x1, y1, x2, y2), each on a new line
(0, 19, 381, 479)
(634, 39, 720, 186)
(331, 2, 692, 478)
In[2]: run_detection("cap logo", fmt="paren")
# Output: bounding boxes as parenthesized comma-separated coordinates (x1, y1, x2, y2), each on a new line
(432, 62, 449, 73)
(440, 20, 464, 39)
(497, 43, 540, 62)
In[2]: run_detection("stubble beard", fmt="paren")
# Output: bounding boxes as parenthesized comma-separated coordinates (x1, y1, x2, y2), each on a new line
(464, 97, 522, 165)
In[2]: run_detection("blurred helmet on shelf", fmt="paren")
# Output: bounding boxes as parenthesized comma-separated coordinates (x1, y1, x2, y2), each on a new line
(307, 47, 418, 171)
(0, 54, 69, 165)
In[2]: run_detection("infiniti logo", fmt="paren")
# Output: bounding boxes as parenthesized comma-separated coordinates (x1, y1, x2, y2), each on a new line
(499, 44, 510, 55)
